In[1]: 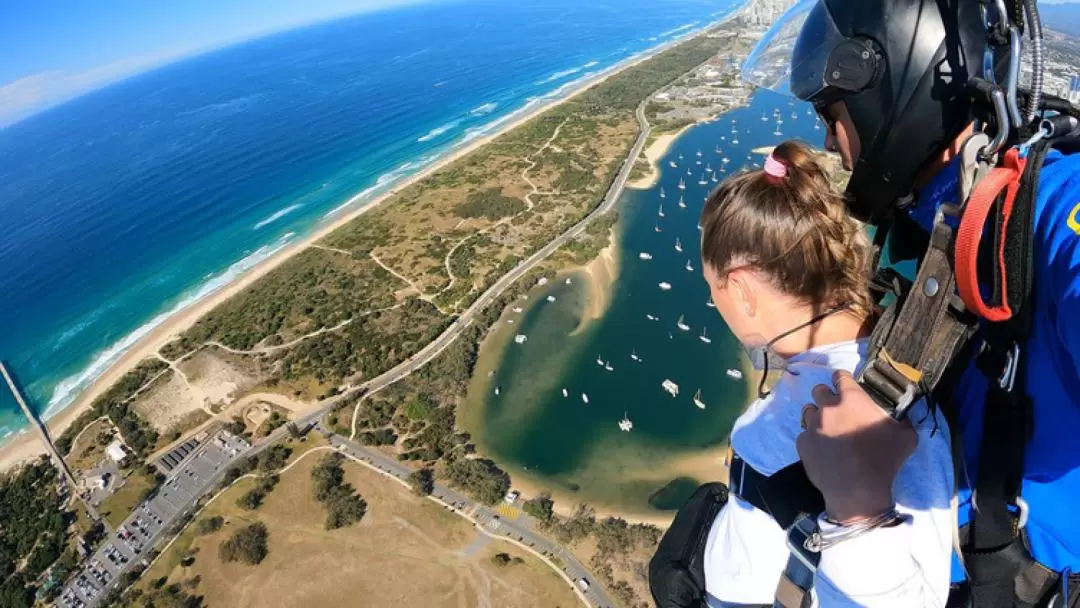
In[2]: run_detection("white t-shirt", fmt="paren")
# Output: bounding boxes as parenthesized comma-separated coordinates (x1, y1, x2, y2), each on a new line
(703, 339, 955, 607)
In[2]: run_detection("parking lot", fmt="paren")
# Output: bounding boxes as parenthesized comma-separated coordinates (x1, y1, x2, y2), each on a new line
(59, 431, 250, 608)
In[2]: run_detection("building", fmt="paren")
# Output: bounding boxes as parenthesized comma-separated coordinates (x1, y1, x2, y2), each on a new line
(105, 440, 127, 463)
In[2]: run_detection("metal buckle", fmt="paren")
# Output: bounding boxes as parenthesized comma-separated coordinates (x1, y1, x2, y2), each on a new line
(959, 132, 993, 203)
(970, 491, 1029, 530)
(999, 342, 1021, 392)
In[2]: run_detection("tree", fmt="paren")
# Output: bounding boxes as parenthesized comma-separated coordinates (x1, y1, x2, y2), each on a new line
(258, 445, 292, 472)
(408, 468, 435, 496)
(286, 422, 303, 439)
(522, 493, 555, 522)
(491, 552, 512, 567)
(310, 453, 367, 529)
(236, 489, 264, 511)
(442, 457, 510, 505)
(218, 522, 269, 565)
(195, 516, 224, 536)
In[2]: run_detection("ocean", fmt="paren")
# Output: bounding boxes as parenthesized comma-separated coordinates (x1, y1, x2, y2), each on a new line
(462, 90, 824, 513)
(0, 0, 739, 439)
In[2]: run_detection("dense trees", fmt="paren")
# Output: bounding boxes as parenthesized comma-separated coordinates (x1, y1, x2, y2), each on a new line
(310, 453, 367, 530)
(0, 460, 71, 604)
(441, 457, 510, 505)
(236, 475, 279, 511)
(257, 445, 292, 473)
(56, 359, 166, 456)
(453, 188, 526, 220)
(195, 516, 224, 536)
(218, 522, 269, 565)
(522, 493, 555, 522)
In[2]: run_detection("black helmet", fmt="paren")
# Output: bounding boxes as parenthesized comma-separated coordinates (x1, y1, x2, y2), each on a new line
(744, 0, 991, 222)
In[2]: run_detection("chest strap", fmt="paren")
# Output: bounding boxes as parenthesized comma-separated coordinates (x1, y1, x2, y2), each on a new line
(730, 454, 825, 608)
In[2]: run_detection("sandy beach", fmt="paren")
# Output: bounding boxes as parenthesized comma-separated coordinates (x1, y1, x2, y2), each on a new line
(0, 20, 731, 474)
(626, 124, 696, 190)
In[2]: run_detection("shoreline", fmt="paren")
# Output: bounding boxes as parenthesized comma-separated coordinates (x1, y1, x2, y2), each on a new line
(0, 17, 733, 474)
(626, 122, 697, 190)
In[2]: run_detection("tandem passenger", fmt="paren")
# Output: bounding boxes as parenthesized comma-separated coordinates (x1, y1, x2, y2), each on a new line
(694, 141, 954, 607)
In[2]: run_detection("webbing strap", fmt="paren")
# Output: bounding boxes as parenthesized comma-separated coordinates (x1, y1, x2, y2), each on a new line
(955, 148, 1028, 322)
(858, 211, 976, 420)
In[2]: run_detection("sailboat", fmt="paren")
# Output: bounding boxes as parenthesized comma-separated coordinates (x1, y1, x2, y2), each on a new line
(678, 152, 684, 161)
(732, 136, 740, 145)
(604, 362, 615, 372)
(678, 178, 686, 190)
(582, 393, 590, 404)
(711, 173, 719, 183)
(693, 389, 706, 410)
(696, 148, 703, 157)
(639, 251, 653, 260)
(685, 259, 694, 272)
(677, 315, 690, 331)
(674, 237, 683, 253)
(494, 386, 501, 396)
(630, 350, 642, 363)
(705, 163, 713, 173)
(678, 195, 687, 209)
(699, 327, 712, 344)
(774, 125, 783, 137)
(658, 203, 665, 218)
(596, 354, 605, 366)
(714, 145, 722, 154)
(696, 158, 702, 166)
(686, 167, 692, 175)
(655, 219, 663, 233)
(814, 121, 821, 131)
(562, 388, 569, 398)
(618, 412, 633, 432)
(761, 112, 769, 122)
(698, 174, 708, 186)
(669, 160, 678, 168)
(660, 187, 666, 199)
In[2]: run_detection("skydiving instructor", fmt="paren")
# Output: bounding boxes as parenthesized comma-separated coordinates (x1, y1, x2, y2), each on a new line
(650, 0, 1080, 606)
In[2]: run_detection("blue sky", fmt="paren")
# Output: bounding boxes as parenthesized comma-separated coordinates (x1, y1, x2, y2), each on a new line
(0, 0, 430, 126)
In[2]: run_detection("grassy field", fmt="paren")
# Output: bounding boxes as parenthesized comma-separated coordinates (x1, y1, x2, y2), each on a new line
(99, 469, 156, 529)
(133, 448, 580, 608)
(67, 417, 112, 472)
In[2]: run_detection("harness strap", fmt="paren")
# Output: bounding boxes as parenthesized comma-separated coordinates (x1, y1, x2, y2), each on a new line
(729, 454, 824, 608)
(955, 148, 1028, 322)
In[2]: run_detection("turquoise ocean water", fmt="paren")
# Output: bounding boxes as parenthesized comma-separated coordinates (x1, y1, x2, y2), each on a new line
(0, 0, 740, 440)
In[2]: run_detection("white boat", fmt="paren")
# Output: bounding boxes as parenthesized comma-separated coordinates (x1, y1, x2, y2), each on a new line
(658, 203, 665, 218)
(655, 220, 663, 233)
(698, 175, 708, 186)
(706, 299, 716, 308)
(618, 413, 633, 432)
(732, 137, 739, 145)
(678, 153, 684, 160)
(630, 350, 642, 363)
(714, 145, 722, 154)
(507, 319, 515, 324)
(699, 327, 712, 344)
(791, 111, 798, 120)
(514, 334, 528, 344)
(677, 315, 690, 331)
(693, 389, 706, 410)
(512, 306, 523, 313)
(662, 379, 680, 397)
(696, 149, 703, 157)
(546, 295, 557, 303)
(646, 314, 659, 321)
(777, 117, 785, 125)
(495, 386, 501, 396)
(562, 388, 569, 398)
(669, 160, 678, 168)
(604, 363, 614, 372)
(582, 393, 590, 404)
(660, 187, 666, 199)
(814, 122, 821, 131)
(639, 252, 653, 261)
(686, 167, 692, 175)
(565, 277, 572, 285)
(721, 157, 730, 165)
(726, 368, 744, 380)
(711, 174, 719, 183)
(678, 178, 686, 190)
(658, 282, 672, 291)
(696, 159, 702, 166)
(674, 238, 683, 253)
(537, 277, 549, 286)
(596, 354, 605, 366)
(685, 260, 694, 272)
(678, 195, 686, 209)
(761, 112, 769, 122)
(488, 370, 495, 377)
(705, 164, 713, 173)
(774, 127, 783, 136)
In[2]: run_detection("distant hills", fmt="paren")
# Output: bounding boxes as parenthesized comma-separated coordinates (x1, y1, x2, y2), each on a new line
(1042, 3, 1080, 38)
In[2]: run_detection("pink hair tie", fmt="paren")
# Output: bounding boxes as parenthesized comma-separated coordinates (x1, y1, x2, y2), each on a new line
(764, 154, 787, 179)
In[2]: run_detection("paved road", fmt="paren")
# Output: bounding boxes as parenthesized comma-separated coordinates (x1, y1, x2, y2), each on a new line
(323, 429, 618, 608)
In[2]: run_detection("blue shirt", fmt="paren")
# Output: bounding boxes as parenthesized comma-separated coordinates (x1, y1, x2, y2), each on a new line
(910, 149, 1080, 578)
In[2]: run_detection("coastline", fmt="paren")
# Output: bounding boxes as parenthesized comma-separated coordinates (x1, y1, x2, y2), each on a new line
(626, 123, 696, 190)
(0, 17, 732, 474)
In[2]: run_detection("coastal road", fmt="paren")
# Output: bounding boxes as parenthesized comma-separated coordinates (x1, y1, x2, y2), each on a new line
(321, 428, 618, 608)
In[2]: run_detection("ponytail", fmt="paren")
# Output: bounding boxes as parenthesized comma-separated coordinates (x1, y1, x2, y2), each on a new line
(700, 140, 872, 313)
